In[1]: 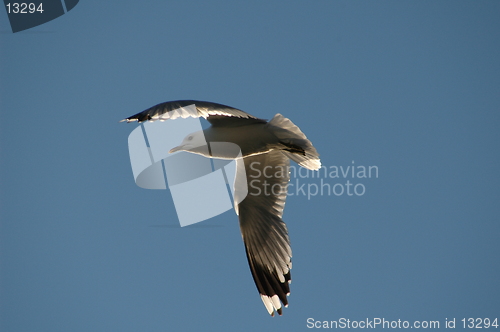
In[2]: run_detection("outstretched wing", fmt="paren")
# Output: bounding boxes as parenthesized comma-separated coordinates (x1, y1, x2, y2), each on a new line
(121, 100, 266, 126)
(236, 150, 292, 316)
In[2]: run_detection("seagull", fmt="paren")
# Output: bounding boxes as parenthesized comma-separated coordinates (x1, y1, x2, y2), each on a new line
(122, 100, 320, 316)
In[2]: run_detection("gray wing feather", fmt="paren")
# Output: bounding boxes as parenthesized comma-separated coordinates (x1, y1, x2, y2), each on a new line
(121, 100, 264, 125)
(236, 151, 292, 316)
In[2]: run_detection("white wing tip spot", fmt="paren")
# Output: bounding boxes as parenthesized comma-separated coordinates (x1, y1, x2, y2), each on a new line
(120, 118, 138, 123)
(260, 295, 274, 315)
(261, 294, 282, 316)
(271, 295, 281, 311)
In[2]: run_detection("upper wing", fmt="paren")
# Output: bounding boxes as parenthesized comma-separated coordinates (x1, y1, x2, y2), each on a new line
(236, 151, 292, 316)
(120, 100, 266, 126)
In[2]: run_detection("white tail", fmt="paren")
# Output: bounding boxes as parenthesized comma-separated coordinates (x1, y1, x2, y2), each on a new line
(267, 114, 321, 170)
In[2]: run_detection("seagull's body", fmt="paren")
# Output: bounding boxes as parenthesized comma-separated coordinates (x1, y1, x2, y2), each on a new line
(172, 121, 280, 159)
(122, 100, 320, 316)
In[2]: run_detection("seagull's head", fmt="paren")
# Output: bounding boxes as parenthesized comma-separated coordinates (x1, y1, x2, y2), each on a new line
(169, 130, 210, 156)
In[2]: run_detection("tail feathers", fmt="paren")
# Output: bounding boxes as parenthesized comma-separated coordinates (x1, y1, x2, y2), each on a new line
(267, 114, 321, 170)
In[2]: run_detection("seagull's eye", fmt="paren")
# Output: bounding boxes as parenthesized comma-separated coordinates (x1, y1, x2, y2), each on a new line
(187, 136, 193, 141)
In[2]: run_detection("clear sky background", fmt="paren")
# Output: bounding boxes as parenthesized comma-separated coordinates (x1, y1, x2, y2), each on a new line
(1, 1, 499, 331)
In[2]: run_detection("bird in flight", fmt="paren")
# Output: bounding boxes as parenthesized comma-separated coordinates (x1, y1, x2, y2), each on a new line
(122, 100, 320, 316)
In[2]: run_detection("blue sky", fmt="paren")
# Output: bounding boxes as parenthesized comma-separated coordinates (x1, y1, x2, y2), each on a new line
(1, 1, 499, 331)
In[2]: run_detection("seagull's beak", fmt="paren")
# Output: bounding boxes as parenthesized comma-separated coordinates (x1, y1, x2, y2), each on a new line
(169, 145, 184, 153)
